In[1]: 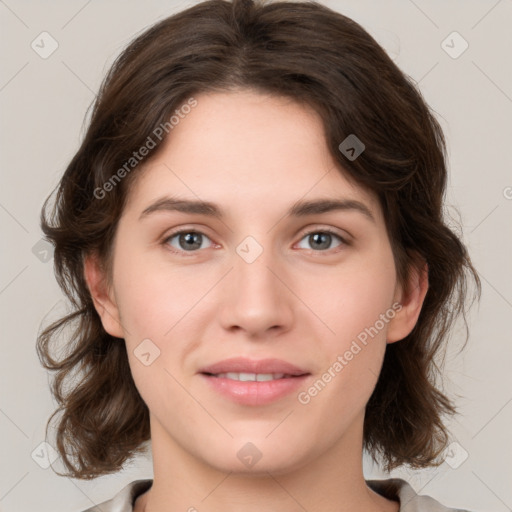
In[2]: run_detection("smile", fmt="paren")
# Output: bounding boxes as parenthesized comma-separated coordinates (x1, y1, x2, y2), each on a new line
(210, 372, 290, 381)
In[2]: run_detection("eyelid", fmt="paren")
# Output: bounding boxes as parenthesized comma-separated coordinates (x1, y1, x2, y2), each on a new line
(161, 224, 351, 256)
(294, 227, 350, 253)
(298, 225, 351, 244)
(162, 226, 217, 256)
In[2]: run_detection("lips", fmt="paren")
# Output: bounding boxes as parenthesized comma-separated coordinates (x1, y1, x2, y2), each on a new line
(199, 357, 310, 405)
(199, 357, 309, 376)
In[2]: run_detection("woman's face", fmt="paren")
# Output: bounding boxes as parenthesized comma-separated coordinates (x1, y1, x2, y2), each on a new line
(91, 90, 419, 474)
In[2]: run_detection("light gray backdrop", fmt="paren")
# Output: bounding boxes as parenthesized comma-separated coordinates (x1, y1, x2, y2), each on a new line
(1, 0, 511, 511)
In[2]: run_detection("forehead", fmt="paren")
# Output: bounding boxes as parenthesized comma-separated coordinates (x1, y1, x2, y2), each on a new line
(124, 90, 382, 222)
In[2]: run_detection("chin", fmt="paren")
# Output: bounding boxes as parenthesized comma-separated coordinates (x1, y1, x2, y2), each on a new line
(195, 434, 312, 475)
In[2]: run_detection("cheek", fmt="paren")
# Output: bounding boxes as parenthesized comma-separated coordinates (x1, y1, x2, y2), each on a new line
(294, 245, 397, 411)
(111, 246, 209, 396)
(295, 262, 396, 428)
(302, 246, 397, 348)
(112, 246, 201, 338)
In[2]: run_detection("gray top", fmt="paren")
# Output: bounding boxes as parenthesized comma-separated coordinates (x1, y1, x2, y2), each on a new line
(81, 478, 471, 512)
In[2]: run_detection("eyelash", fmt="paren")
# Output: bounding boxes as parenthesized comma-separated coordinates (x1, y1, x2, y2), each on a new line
(162, 227, 349, 257)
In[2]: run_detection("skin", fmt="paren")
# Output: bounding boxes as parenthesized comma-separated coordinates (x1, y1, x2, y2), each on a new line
(85, 90, 428, 512)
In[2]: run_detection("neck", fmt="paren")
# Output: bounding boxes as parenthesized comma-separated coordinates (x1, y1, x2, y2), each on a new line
(136, 413, 398, 512)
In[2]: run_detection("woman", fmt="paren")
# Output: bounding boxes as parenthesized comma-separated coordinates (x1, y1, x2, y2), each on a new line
(37, 1, 480, 511)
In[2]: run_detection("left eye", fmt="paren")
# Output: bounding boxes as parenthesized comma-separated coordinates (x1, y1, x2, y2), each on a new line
(296, 230, 345, 251)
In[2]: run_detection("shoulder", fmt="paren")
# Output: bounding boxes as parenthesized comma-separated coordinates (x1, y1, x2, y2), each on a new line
(78, 477, 472, 512)
(366, 478, 471, 512)
(80, 479, 153, 512)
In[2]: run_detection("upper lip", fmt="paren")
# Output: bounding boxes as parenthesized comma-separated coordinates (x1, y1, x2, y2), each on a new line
(199, 357, 309, 376)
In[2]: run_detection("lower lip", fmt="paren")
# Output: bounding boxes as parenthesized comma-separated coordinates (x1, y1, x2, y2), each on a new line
(200, 374, 310, 405)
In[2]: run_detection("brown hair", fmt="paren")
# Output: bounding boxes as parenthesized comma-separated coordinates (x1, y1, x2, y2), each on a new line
(37, 0, 480, 479)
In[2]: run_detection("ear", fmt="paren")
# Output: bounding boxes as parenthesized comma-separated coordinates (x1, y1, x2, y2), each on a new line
(83, 253, 124, 338)
(386, 255, 429, 344)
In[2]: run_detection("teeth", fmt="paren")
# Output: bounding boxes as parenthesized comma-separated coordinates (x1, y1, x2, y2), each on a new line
(215, 372, 286, 381)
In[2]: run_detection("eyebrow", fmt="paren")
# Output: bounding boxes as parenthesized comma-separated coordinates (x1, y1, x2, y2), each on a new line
(139, 196, 375, 222)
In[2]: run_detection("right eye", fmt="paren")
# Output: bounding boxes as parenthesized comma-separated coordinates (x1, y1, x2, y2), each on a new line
(163, 230, 214, 254)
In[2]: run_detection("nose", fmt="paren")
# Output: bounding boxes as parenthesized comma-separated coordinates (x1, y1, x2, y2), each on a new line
(217, 242, 294, 339)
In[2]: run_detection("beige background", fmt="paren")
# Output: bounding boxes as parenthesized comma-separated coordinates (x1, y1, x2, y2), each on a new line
(1, 0, 511, 511)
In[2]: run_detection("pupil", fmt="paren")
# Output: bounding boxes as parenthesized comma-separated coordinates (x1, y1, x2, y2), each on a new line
(177, 232, 332, 251)
(311, 232, 330, 250)
(180, 232, 201, 250)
